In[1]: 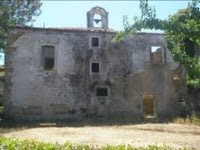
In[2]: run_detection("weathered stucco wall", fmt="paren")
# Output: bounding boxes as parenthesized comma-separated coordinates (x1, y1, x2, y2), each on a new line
(4, 27, 187, 120)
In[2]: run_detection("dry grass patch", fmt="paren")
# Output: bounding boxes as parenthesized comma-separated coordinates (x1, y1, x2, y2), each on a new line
(0, 123, 200, 149)
(172, 116, 200, 126)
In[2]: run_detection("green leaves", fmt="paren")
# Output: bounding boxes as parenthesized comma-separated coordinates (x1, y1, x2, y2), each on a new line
(165, 2, 200, 85)
(0, 137, 186, 150)
(0, 0, 42, 50)
(115, 0, 200, 86)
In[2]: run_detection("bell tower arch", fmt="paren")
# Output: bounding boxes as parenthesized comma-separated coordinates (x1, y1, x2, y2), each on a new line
(87, 6, 109, 29)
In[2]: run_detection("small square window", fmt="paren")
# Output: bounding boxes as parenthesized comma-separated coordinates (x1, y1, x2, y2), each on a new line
(91, 37, 99, 47)
(96, 87, 108, 96)
(92, 63, 99, 73)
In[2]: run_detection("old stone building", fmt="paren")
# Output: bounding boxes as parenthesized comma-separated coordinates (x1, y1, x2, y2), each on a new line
(4, 7, 187, 120)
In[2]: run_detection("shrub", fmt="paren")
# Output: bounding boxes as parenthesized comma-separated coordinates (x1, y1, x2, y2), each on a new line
(0, 137, 190, 150)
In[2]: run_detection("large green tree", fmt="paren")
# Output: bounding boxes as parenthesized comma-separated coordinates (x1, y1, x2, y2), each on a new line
(0, 0, 42, 50)
(115, 0, 200, 86)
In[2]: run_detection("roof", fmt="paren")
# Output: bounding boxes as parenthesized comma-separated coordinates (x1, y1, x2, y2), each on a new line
(7, 26, 165, 36)
(7, 26, 116, 33)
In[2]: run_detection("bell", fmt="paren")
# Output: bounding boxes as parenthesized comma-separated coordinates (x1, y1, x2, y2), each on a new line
(94, 19, 101, 24)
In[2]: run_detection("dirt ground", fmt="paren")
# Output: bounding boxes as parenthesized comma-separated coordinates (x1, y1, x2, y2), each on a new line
(1, 123, 200, 149)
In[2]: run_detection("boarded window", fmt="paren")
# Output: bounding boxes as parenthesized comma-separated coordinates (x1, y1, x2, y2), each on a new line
(91, 62, 99, 73)
(96, 87, 108, 96)
(41, 45, 55, 70)
(91, 37, 99, 47)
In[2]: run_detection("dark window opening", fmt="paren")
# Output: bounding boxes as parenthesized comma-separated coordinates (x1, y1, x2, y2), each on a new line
(44, 58, 54, 70)
(96, 88, 108, 96)
(91, 37, 99, 47)
(92, 63, 99, 73)
(41, 45, 55, 70)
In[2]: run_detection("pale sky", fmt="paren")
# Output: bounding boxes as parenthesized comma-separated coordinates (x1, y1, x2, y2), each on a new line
(0, 0, 194, 65)
(33, 1, 190, 30)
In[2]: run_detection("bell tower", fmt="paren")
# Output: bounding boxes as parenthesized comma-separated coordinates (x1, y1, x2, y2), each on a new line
(87, 6, 109, 29)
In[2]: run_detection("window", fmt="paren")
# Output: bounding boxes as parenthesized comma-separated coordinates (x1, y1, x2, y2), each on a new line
(91, 37, 99, 47)
(93, 14, 102, 28)
(150, 46, 163, 64)
(96, 87, 108, 96)
(151, 46, 161, 53)
(91, 62, 99, 73)
(41, 45, 55, 70)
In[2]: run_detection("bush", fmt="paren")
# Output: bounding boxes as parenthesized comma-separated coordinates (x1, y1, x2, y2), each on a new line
(0, 137, 188, 150)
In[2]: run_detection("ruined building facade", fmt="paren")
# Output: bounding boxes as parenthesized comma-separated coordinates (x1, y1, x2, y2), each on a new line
(4, 7, 187, 120)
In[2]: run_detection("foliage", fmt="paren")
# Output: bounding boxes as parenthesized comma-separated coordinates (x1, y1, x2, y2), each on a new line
(114, 0, 200, 86)
(0, 137, 187, 150)
(0, 0, 42, 51)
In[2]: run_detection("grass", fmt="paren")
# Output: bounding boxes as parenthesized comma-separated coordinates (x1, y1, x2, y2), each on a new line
(0, 137, 188, 150)
(172, 116, 200, 126)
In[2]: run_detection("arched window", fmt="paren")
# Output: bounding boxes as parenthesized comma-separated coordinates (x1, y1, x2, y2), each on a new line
(87, 7, 108, 28)
(93, 14, 102, 28)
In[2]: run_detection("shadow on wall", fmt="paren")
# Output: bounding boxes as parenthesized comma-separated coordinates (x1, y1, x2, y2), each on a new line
(188, 87, 200, 116)
(0, 66, 5, 122)
(0, 66, 4, 105)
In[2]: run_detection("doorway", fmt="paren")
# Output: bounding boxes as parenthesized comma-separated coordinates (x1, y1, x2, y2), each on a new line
(143, 94, 155, 117)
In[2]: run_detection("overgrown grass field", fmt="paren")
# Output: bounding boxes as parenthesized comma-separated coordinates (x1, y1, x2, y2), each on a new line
(0, 137, 188, 150)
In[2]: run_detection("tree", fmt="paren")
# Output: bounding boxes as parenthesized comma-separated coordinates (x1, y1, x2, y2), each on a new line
(114, 0, 200, 86)
(0, 0, 42, 51)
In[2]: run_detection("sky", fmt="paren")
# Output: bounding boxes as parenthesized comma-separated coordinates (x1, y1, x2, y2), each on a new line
(0, 0, 193, 65)
(33, 1, 190, 30)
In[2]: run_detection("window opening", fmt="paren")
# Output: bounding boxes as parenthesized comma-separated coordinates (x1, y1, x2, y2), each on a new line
(91, 37, 99, 47)
(96, 87, 108, 96)
(93, 14, 102, 28)
(41, 45, 55, 70)
(151, 46, 163, 64)
(91, 62, 99, 73)
(151, 46, 161, 53)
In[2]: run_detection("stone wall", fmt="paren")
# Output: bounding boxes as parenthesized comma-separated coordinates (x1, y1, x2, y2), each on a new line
(188, 87, 200, 116)
(4, 27, 187, 120)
